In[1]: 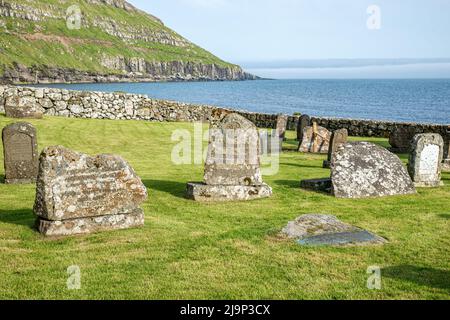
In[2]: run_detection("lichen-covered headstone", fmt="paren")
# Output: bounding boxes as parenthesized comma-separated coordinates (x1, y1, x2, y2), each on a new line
(298, 123, 331, 154)
(281, 214, 386, 246)
(323, 128, 348, 168)
(331, 142, 416, 198)
(389, 127, 418, 153)
(187, 113, 272, 202)
(296, 114, 311, 142)
(408, 133, 444, 187)
(4, 95, 43, 119)
(275, 114, 288, 140)
(2, 122, 39, 184)
(34, 146, 148, 236)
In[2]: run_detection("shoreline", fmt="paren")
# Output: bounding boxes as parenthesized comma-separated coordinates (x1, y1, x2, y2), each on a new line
(1, 85, 449, 136)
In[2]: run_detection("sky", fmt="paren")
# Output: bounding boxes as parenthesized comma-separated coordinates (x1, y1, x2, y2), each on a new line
(128, 0, 450, 78)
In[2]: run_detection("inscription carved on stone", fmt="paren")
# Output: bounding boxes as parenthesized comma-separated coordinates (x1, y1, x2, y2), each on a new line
(187, 113, 272, 202)
(34, 146, 148, 236)
(408, 133, 444, 187)
(2, 122, 39, 184)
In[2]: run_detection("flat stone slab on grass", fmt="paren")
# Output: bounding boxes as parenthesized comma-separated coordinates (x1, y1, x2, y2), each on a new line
(281, 214, 387, 247)
(300, 178, 332, 193)
(186, 183, 272, 202)
(331, 142, 416, 199)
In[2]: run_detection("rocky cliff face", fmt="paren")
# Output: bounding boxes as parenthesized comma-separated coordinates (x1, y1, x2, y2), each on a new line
(0, 0, 257, 83)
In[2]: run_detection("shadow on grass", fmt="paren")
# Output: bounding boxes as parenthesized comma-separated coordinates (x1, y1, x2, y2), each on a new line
(383, 265, 450, 292)
(0, 208, 35, 228)
(280, 162, 326, 169)
(438, 213, 450, 219)
(274, 180, 300, 189)
(0, 175, 4, 183)
(143, 180, 187, 199)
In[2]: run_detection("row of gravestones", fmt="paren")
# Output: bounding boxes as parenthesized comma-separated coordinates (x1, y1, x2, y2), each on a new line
(1, 113, 446, 241)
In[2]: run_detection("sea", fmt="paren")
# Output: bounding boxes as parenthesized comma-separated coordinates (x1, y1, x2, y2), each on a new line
(32, 79, 450, 125)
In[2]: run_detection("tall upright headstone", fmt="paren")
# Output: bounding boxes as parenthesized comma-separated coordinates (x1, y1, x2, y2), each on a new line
(297, 114, 311, 142)
(323, 129, 348, 168)
(187, 113, 272, 202)
(2, 122, 39, 184)
(34, 146, 148, 236)
(408, 133, 444, 187)
(275, 114, 288, 141)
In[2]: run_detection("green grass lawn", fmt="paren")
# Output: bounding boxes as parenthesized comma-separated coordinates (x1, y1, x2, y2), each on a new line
(0, 115, 449, 300)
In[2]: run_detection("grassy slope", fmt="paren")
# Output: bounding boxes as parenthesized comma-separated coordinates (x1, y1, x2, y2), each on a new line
(0, 0, 234, 75)
(0, 115, 449, 300)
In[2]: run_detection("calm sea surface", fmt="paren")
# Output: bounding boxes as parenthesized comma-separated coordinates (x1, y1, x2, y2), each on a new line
(34, 79, 450, 124)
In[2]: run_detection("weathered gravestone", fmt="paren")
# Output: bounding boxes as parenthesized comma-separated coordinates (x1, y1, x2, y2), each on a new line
(275, 114, 288, 141)
(298, 122, 331, 154)
(408, 133, 444, 187)
(4, 95, 43, 119)
(389, 127, 418, 153)
(34, 146, 148, 236)
(2, 122, 39, 184)
(187, 113, 272, 202)
(331, 142, 416, 198)
(443, 135, 450, 172)
(281, 214, 386, 246)
(323, 128, 348, 169)
(297, 114, 311, 142)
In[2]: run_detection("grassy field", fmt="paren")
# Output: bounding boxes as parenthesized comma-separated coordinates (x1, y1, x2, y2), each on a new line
(0, 115, 449, 300)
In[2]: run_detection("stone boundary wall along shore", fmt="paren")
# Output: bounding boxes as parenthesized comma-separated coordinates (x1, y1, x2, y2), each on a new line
(1, 85, 449, 140)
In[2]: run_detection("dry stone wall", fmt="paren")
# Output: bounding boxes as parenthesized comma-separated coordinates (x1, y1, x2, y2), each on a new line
(1, 85, 449, 144)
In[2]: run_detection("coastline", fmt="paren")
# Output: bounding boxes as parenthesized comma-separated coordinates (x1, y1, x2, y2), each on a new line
(1, 84, 449, 139)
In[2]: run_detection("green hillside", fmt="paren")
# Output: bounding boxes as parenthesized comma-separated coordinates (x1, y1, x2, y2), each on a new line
(0, 0, 255, 83)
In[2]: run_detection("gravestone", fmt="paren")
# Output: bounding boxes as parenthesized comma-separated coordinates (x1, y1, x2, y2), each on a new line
(389, 127, 418, 153)
(443, 135, 450, 172)
(2, 122, 39, 184)
(187, 113, 272, 202)
(281, 214, 386, 246)
(34, 146, 148, 236)
(331, 142, 416, 198)
(323, 128, 348, 168)
(298, 122, 331, 154)
(4, 95, 43, 119)
(297, 114, 311, 141)
(275, 114, 288, 141)
(408, 133, 444, 187)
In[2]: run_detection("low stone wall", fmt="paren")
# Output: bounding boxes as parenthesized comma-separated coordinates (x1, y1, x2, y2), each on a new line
(1, 85, 449, 141)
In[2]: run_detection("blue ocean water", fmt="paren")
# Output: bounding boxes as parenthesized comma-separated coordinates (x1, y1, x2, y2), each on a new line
(33, 79, 450, 124)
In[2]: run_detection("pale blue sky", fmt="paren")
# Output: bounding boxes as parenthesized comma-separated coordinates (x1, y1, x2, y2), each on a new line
(128, 0, 450, 64)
